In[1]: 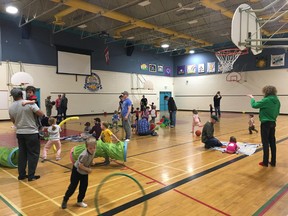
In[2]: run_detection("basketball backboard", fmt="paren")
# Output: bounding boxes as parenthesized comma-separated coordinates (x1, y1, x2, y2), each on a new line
(231, 4, 262, 55)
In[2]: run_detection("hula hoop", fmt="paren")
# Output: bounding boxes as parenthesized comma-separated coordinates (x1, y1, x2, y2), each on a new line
(8, 147, 19, 168)
(95, 173, 147, 216)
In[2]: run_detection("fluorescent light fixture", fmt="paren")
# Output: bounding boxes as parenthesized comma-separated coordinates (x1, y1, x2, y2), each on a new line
(189, 50, 195, 54)
(161, 43, 169, 48)
(138, 0, 151, 7)
(187, 20, 198, 25)
(6, 6, 18, 14)
(127, 36, 135, 40)
(78, 24, 87, 29)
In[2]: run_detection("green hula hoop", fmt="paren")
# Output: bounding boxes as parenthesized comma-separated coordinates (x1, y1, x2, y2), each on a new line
(95, 173, 147, 216)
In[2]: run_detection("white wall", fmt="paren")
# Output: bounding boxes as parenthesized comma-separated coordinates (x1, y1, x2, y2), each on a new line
(173, 70, 288, 114)
(0, 61, 173, 120)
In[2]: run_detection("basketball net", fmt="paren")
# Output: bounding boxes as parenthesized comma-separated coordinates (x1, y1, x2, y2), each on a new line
(216, 48, 247, 73)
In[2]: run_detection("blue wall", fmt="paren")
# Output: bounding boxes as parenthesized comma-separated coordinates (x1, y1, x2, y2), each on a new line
(173, 48, 288, 77)
(0, 15, 173, 76)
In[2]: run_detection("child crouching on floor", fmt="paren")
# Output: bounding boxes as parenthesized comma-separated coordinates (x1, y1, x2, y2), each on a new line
(61, 137, 96, 209)
(225, 136, 239, 154)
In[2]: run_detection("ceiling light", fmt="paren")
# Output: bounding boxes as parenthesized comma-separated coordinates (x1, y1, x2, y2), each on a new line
(189, 50, 195, 54)
(187, 20, 198, 25)
(161, 43, 169, 48)
(78, 24, 87, 29)
(127, 36, 135, 40)
(6, 6, 18, 14)
(138, 0, 151, 7)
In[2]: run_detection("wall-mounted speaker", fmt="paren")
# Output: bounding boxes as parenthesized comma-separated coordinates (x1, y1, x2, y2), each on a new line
(21, 23, 31, 39)
(126, 43, 134, 56)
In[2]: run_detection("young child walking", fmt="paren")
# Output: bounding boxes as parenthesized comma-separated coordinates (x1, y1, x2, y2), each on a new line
(191, 109, 202, 133)
(112, 110, 120, 131)
(61, 137, 96, 209)
(248, 114, 258, 134)
(150, 106, 157, 124)
(42, 117, 62, 162)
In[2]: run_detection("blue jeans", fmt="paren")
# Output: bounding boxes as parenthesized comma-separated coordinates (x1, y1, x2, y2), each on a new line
(215, 106, 221, 117)
(204, 137, 222, 149)
(170, 111, 177, 126)
(122, 115, 131, 139)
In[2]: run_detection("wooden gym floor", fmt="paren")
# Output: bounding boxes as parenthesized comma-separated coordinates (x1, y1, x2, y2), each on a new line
(0, 111, 287, 216)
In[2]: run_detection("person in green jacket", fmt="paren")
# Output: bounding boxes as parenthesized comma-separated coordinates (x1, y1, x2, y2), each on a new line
(247, 85, 280, 167)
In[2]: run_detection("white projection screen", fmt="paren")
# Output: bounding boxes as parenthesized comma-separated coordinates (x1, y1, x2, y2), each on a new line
(56, 47, 92, 76)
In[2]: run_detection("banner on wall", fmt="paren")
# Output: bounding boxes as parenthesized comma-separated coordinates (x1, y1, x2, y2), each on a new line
(140, 63, 148, 71)
(164, 66, 172, 76)
(207, 62, 215, 73)
(270, 54, 285, 67)
(198, 64, 205, 73)
(149, 64, 157, 72)
(84, 73, 102, 91)
(187, 64, 196, 74)
(158, 65, 163, 72)
(177, 65, 185, 75)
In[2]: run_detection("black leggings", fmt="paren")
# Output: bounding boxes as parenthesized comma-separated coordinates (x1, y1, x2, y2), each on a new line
(63, 166, 88, 203)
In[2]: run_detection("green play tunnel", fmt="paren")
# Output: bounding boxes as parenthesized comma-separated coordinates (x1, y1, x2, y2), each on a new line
(0, 147, 19, 168)
(70, 140, 128, 163)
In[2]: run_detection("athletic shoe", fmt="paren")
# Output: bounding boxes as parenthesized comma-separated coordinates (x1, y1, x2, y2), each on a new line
(269, 162, 276, 167)
(77, 202, 88, 208)
(56, 157, 61, 161)
(258, 162, 268, 167)
(61, 200, 67, 209)
(28, 175, 40, 181)
(125, 139, 130, 142)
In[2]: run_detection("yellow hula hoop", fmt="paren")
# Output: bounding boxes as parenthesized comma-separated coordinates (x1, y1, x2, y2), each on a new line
(53, 116, 80, 153)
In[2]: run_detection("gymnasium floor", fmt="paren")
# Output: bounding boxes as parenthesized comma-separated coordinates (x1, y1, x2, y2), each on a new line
(0, 111, 288, 216)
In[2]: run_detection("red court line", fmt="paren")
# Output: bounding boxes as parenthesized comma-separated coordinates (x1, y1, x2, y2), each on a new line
(115, 161, 230, 216)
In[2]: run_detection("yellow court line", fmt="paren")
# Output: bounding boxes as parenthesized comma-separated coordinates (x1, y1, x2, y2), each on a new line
(0, 168, 78, 216)
(0, 192, 28, 216)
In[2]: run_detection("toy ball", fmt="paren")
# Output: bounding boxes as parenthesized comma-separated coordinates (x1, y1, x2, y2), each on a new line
(195, 130, 201, 136)
(51, 101, 56, 105)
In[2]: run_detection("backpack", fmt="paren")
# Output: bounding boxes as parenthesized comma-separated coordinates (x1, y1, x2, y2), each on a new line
(225, 142, 238, 154)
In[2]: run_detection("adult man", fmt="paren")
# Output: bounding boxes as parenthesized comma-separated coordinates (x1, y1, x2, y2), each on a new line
(137, 117, 157, 136)
(45, 95, 53, 117)
(248, 85, 280, 167)
(60, 93, 68, 120)
(213, 91, 222, 117)
(140, 95, 148, 112)
(201, 115, 223, 149)
(9, 88, 44, 181)
(164, 95, 177, 128)
(121, 91, 132, 141)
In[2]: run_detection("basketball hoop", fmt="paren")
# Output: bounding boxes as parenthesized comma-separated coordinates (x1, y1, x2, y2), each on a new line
(143, 80, 154, 90)
(226, 72, 242, 83)
(216, 48, 248, 73)
(11, 72, 34, 87)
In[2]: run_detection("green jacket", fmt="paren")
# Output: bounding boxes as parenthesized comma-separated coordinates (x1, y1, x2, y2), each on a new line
(250, 95, 280, 123)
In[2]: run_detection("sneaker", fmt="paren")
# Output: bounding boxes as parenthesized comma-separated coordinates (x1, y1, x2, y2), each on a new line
(125, 139, 130, 142)
(28, 175, 41, 181)
(41, 158, 46, 163)
(56, 157, 61, 161)
(77, 202, 88, 208)
(170, 125, 175, 128)
(258, 162, 268, 167)
(269, 162, 276, 167)
(61, 200, 67, 209)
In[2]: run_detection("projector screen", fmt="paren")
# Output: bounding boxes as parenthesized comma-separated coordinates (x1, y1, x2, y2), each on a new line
(56, 46, 92, 76)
